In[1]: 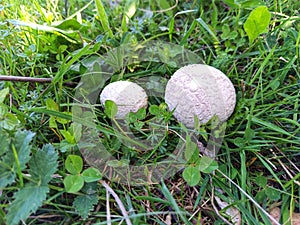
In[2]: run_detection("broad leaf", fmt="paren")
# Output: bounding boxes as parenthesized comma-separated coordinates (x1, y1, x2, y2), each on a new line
(29, 144, 58, 185)
(63, 174, 84, 193)
(182, 165, 201, 187)
(60, 130, 75, 143)
(185, 135, 198, 161)
(0, 170, 16, 188)
(104, 100, 118, 119)
(6, 185, 49, 225)
(65, 154, 83, 174)
(243, 6, 271, 44)
(82, 167, 102, 183)
(265, 187, 281, 201)
(73, 194, 98, 219)
(198, 156, 218, 173)
(14, 130, 35, 170)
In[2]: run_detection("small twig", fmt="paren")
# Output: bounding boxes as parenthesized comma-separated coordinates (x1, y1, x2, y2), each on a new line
(106, 189, 112, 225)
(0, 75, 75, 86)
(100, 180, 133, 225)
(210, 176, 232, 225)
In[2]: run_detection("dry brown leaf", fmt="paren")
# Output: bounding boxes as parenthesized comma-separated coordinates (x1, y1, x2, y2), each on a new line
(270, 207, 300, 225)
(215, 196, 241, 225)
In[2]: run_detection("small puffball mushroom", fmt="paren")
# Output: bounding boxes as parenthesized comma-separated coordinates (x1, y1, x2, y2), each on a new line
(100, 81, 148, 119)
(164, 64, 236, 128)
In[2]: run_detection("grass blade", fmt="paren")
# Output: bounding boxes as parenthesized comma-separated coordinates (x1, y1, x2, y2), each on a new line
(95, 0, 113, 37)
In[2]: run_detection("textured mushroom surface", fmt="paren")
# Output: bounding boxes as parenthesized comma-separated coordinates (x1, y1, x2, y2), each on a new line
(100, 81, 148, 119)
(164, 64, 236, 128)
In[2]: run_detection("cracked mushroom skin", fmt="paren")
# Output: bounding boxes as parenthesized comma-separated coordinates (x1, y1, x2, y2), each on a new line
(164, 64, 236, 128)
(100, 81, 148, 119)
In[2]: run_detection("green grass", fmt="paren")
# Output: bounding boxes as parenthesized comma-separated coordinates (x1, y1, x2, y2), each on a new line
(0, 0, 299, 224)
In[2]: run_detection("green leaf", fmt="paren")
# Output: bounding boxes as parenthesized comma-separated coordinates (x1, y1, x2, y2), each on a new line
(123, 0, 138, 23)
(46, 98, 59, 111)
(60, 130, 75, 143)
(46, 99, 59, 128)
(63, 175, 84, 193)
(73, 194, 98, 219)
(29, 144, 58, 185)
(82, 167, 102, 183)
(255, 175, 268, 187)
(135, 107, 146, 120)
(0, 130, 34, 188)
(233, 137, 245, 147)
(149, 105, 160, 116)
(198, 156, 218, 173)
(185, 135, 198, 161)
(244, 127, 255, 141)
(0, 129, 10, 156)
(72, 122, 82, 142)
(243, 6, 271, 44)
(6, 185, 49, 225)
(56, 112, 72, 124)
(196, 18, 219, 44)
(7, 19, 80, 43)
(95, 0, 113, 37)
(65, 155, 83, 174)
(265, 187, 281, 201)
(241, 0, 266, 8)
(155, 0, 173, 17)
(182, 165, 201, 187)
(0, 170, 16, 189)
(14, 130, 35, 170)
(0, 87, 9, 103)
(104, 100, 118, 119)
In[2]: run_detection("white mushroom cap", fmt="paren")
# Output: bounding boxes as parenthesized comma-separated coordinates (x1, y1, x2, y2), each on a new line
(164, 64, 236, 128)
(100, 81, 148, 119)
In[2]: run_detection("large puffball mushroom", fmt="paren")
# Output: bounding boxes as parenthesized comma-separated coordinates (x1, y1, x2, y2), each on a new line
(164, 64, 236, 128)
(100, 81, 148, 119)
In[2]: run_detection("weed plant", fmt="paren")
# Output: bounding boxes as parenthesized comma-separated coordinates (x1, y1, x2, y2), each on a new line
(0, 0, 299, 224)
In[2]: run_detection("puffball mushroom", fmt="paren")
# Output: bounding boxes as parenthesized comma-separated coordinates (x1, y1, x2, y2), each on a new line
(100, 81, 148, 119)
(164, 64, 236, 128)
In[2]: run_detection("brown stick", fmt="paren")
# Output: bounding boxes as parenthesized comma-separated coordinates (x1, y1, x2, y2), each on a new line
(0, 75, 75, 86)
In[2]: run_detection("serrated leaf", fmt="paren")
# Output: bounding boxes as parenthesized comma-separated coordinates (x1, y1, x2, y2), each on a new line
(198, 156, 218, 173)
(182, 165, 201, 187)
(0, 87, 9, 103)
(243, 6, 271, 44)
(1, 113, 20, 130)
(65, 154, 83, 174)
(104, 100, 118, 119)
(82, 167, 102, 183)
(63, 174, 84, 193)
(0, 130, 35, 188)
(29, 144, 58, 185)
(6, 185, 49, 225)
(0, 170, 16, 188)
(73, 194, 98, 219)
(14, 130, 35, 170)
